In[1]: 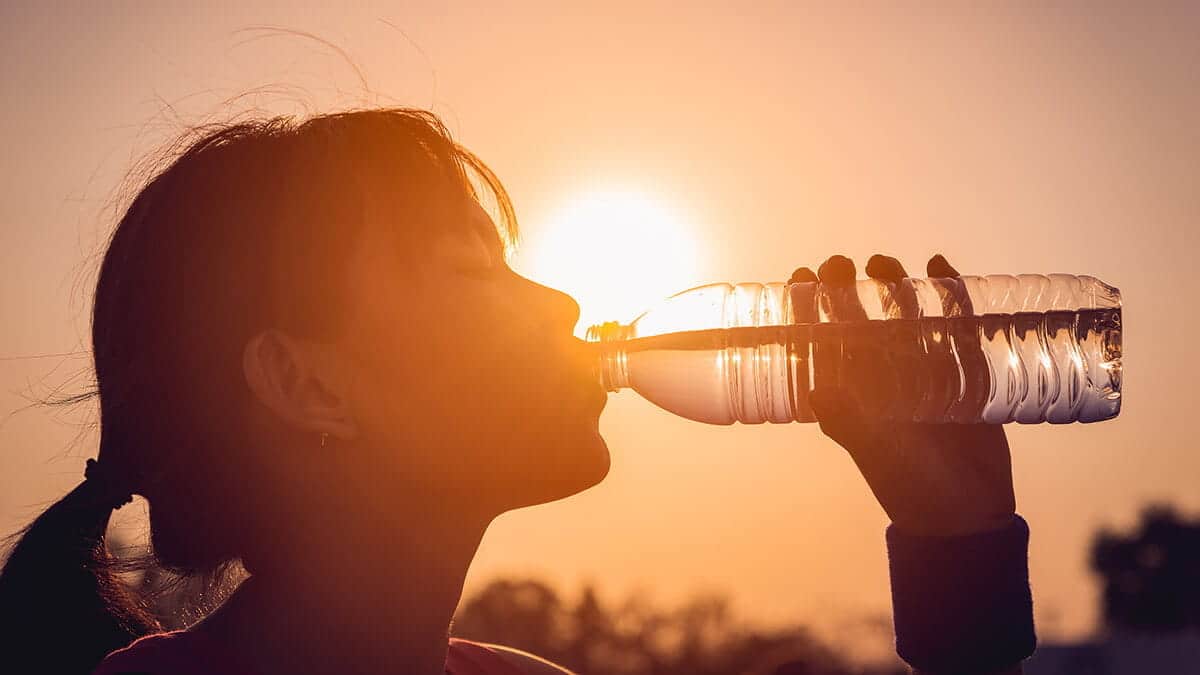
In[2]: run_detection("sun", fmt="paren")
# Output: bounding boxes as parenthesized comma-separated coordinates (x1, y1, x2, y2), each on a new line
(514, 189, 704, 337)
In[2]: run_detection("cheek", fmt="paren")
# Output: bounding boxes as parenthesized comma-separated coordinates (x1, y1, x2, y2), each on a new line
(342, 300, 515, 450)
(341, 280, 599, 491)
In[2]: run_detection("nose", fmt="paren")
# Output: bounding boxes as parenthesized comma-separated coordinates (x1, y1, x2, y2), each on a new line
(516, 276, 596, 372)
(529, 279, 580, 334)
(547, 281, 583, 331)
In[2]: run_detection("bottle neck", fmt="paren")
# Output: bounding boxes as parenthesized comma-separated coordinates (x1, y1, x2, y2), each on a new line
(585, 322, 632, 391)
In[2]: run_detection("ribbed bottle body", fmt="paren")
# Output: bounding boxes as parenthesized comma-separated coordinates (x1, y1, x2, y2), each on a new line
(587, 275, 1122, 425)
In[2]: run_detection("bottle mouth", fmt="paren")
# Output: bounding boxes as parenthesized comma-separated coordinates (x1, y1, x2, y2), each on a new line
(585, 321, 633, 343)
(585, 322, 632, 391)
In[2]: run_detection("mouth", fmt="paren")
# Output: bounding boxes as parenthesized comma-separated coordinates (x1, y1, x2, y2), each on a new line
(573, 372, 608, 414)
(589, 381, 608, 413)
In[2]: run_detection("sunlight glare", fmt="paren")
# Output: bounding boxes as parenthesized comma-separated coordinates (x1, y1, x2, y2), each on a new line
(514, 190, 704, 336)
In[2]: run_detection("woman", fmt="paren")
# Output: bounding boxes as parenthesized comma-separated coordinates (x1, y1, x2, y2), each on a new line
(0, 109, 1034, 675)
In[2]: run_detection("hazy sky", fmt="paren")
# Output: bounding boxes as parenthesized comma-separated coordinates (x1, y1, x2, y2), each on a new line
(2, 1, 1198, 653)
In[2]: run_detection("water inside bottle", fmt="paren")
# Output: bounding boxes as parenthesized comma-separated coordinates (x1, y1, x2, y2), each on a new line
(598, 308, 1121, 424)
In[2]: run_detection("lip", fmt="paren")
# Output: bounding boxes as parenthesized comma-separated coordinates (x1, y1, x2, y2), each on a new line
(589, 381, 608, 413)
(573, 372, 608, 413)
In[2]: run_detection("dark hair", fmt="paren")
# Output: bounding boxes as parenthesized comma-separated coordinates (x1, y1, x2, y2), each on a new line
(0, 108, 517, 673)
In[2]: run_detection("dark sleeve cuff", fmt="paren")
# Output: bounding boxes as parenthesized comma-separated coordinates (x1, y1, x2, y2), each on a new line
(886, 514, 1036, 674)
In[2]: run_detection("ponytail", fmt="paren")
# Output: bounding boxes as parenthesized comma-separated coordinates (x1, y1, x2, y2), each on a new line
(0, 469, 160, 674)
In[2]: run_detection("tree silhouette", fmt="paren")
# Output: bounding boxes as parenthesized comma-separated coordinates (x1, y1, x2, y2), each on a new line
(452, 577, 904, 675)
(1090, 504, 1200, 632)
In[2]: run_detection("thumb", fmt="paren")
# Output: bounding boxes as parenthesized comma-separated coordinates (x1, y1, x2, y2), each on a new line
(810, 387, 863, 439)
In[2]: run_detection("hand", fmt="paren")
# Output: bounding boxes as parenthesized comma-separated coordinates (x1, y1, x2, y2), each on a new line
(790, 254, 1016, 537)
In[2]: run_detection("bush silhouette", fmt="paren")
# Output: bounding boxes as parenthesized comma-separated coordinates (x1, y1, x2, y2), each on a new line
(452, 578, 904, 675)
(1090, 504, 1200, 633)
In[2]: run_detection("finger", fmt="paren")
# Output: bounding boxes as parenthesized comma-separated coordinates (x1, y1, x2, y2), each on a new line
(926, 253, 974, 317)
(810, 387, 870, 446)
(809, 387, 851, 428)
(867, 254, 918, 319)
(814, 255, 867, 321)
(788, 266, 821, 327)
(817, 255, 856, 285)
(788, 266, 819, 284)
(865, 254, 908, 283)
(926, 253, 960, 278)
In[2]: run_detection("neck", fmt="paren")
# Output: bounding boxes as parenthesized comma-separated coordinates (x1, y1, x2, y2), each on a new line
(199, 503, 493, 675)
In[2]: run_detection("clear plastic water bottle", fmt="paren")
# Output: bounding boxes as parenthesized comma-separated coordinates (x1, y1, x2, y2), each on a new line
(586, 274, 1122, 425)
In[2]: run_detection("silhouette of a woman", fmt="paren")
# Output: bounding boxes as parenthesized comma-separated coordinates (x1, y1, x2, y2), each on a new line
(0, 109, 1034, 675)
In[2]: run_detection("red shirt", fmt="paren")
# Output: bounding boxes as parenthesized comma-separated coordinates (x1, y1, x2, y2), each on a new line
(92, 630, 529, 675)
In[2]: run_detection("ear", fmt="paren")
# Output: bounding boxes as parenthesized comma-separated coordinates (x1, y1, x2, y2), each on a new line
(242, 330, 358, 441)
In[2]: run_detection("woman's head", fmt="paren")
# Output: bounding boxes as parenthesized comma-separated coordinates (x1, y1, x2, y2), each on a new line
(96, 108, 609, 568)
(0, 108, 608, 670)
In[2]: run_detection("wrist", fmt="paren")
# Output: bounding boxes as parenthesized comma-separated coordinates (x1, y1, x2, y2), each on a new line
(890, 509, 1018, 538)
(886, 514, 1036, 674)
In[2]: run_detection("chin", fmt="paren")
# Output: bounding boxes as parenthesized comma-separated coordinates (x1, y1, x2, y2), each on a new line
(575, 432, 612, 489)
(506, 430, 611, 510)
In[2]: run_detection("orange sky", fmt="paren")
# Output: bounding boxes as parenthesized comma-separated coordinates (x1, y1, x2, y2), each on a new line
(2, 1, 1198, 654)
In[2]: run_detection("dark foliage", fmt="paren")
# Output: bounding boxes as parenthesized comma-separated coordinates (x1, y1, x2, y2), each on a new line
(1090, 505, 1200, 633)
(451, 578, 905, 675)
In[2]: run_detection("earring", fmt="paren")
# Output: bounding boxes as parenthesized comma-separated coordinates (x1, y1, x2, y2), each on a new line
(320, 432, 328, 449)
